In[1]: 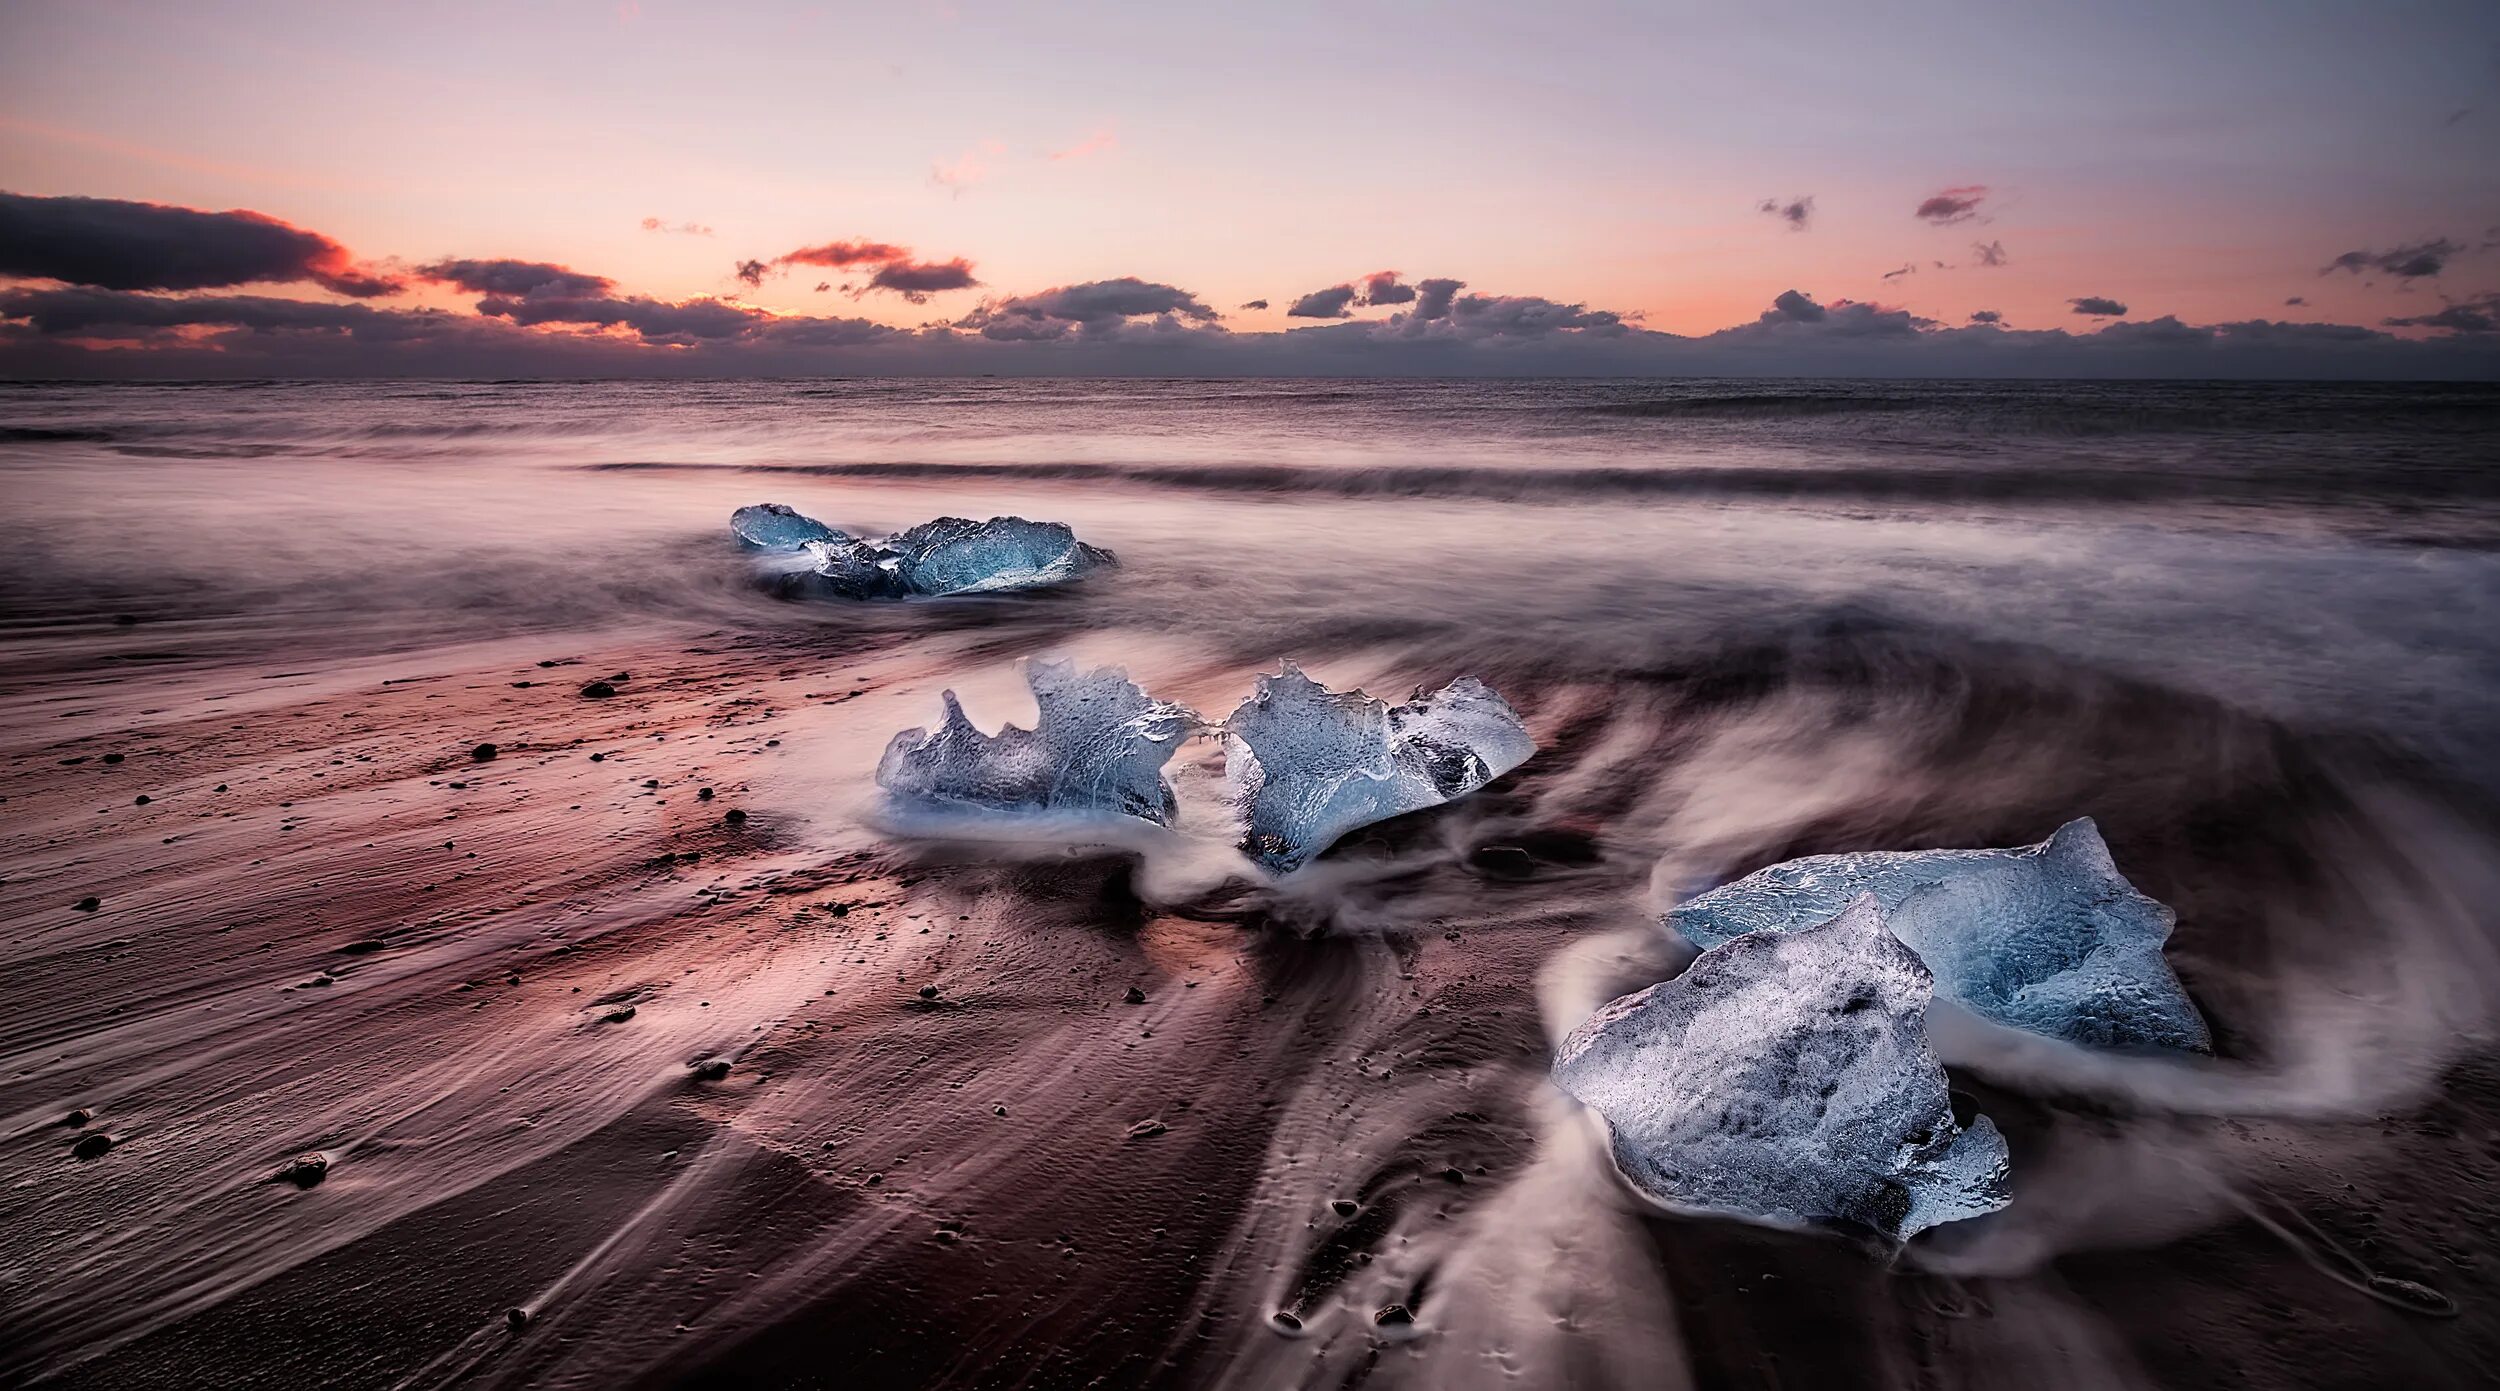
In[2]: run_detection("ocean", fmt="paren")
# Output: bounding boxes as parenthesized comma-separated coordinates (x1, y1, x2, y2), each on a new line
(2, 377, 2497, 1388)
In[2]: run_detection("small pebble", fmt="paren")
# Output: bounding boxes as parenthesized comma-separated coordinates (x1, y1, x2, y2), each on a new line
(72, 1133, 113, 1161)
(471, 743, 498, 762)
(579, 681, 617, 699)
(1374, 1303, 1414, 1327)
(73, 896, 100, 912)
(1124, 987, 1147, 1005)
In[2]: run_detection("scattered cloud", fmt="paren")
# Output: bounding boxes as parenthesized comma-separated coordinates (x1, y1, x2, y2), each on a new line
(1915, 186, 1989, 225)
(955, 277, 1219, 341)
(1972, 240, 2008, 268)
(1049, 128, 1118, 162)
(1756, 195, 1814, 230)
(417, 258, 615, 298)
(1287, 284, 1360, 319)
(1882, 263, 1915, 280)
(0, 190, 401, 296)
(1239, 298, 1269, 311)
(2384, 292, 2500, 333)
(734, 239, 978, 299)
(1970, 309, 2003, 324)
(1414, 278, 1464, 321)
(932, 140, 1006, 192)
(2284, 295, 2307, 306)
(2070, 296, 2129, 316)
(2320, 237, 2460, 279)
(640, 217, 714, 236)
(1359, 271, 1416, 306)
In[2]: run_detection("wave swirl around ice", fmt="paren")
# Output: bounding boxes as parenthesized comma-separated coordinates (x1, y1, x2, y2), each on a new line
(737, 506, 1117, 598)
(875, 660, 1198, 828)
(1666, 818, 2209, 1053)
(1555, 895, 2011, 1240)
(1225, 664, 1535, 873)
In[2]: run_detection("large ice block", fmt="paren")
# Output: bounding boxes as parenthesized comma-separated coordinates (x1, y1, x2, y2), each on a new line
(742, 509, 1117, 599)
(1225, 664, 1535, 873)
(731, 503, 848, 551)
(1555, 895, 2011, 1240)
(1666, 818, 2208, 1053)
(875, 659, 1198, 827)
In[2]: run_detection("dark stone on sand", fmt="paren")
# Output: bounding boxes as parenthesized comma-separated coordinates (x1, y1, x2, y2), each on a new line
(1126, 1118, 1168, 1139)
(691, 1059, 731, 1081)
(133, 795, 150, 806)
(601, 1005, 637, 1023)
(340, 939, 388, 955)
(2369, 1275, 2458, 1317)
(72, 1133, 113, 1160)
(66, 1108, 93, 1128)
(102, 752, 124, 765)
(589, 752, 606, 762)
(1124, 986, 1148, 1004)
(1271, 1310, 1303, 1331)
(283, 1153, 329, 1187)
(471, 743, 498, 762)
(506, 1307, 531, 1330)
(579, 681, 617, 699)
(918, 984, 939, 999)
(1468, 844, 1534, 879)
(74, 896, 100, 912)
(537, 660, 558, 668)
(1331, 1198, 1358, 1217)
(1373, 1303, 1414, 1326)
(1440, 1167, 1466, 1184)
(697, 787, 715, 801)
(724, 809, 747, 825)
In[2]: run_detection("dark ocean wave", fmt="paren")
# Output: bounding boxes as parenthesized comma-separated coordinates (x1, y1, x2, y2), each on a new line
(587, 456, 2500, 507)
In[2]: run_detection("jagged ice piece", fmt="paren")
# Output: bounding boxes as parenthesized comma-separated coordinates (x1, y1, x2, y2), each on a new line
(876, 659, 1197, 826)
(1225, 664, 1535, 873)
(731, 503, 848, 551)
(886, 515, 1118, 596)
(1554, 895, 2011, 1240)
(1666, 818, 2208, 1053)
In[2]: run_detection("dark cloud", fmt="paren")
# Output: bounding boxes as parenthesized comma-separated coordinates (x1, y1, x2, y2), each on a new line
(2069, 296, 2129, 316)
(1756, 196, 1814, 230)
(863, 258, 981, 303)
(1882, 263, 1915, 280)
(1970, 309, 2003, 324)
(640, 217, 714, 236)
(956, 277, 1220, 341)
(815, 282, 832, 293)
(417, 259, 615, 298)
(1760, 289, 1827, 324)
(0, 285, 396, 336)
(1914, 186, 1988, 225)
(1288, 284, 1360, 319)
(2320, 238, 2460, 279)
(2284, 295, 2307, 306)
(1442, 294, 1626, 338)
(1239, 299, 1269, 311)
(475, 292, 760, 341)
(1972, 240, 2008, 268)
(0, 191, 401, 297)
(1414, 278, 1464, 322)
(1359, 271, 1416, 306)
(2384, 293, 2500, 333)
(734, 259, 771, 287)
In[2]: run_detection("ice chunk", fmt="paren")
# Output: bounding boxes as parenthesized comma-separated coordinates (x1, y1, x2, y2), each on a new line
(1554, 895, 2011, 1240)
(886, 516, 1117, 596)
(731, 503, 848, 551)
(1225, 664, 1535, 873)
(876, 659, 1197, 826)
(1667, 818, 2208, 1053)
(754, 513, 1116, 599)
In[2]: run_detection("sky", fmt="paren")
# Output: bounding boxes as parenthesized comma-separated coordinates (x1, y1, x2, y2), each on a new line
(2, 0, 2498, 376)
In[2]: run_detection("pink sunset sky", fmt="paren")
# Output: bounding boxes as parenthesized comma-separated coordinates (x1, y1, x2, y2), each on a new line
(2, 0, 2496, 375)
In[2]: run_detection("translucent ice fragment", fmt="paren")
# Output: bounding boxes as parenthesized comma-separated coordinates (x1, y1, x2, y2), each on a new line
(1554, 895, 2011, 1240)
(885, 516, 1118, 596)
(876, 659, 1197, 827)
(731, 503, 847, 551)
(1225, 664, 1535, 873)
(1666, 818, 2208, 1053)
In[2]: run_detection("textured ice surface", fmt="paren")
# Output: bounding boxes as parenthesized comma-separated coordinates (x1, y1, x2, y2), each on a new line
(730, 503, 848, 551)
(1667, 818, 2208, 1053)
(876, 659, 1197, 826)
(1225, 664, 1535, 873)
(1555, 895, 2011, 1240)
(758, 513, 1116, 599)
